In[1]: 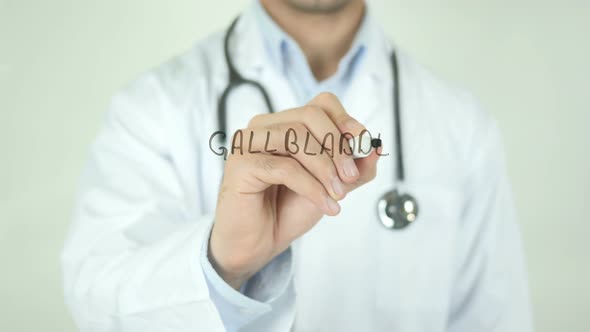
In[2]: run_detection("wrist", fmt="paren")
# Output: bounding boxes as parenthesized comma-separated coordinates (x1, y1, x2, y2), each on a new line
(208, 231, 257, 290)
(207, 250, 250, 290)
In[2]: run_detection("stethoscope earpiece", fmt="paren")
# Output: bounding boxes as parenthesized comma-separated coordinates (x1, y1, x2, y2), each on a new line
(377, 189, 418, 230)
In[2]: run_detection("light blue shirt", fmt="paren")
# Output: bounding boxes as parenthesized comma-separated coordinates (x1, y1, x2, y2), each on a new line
(201, 1, 371, 331)
(254, 0, 369, 104)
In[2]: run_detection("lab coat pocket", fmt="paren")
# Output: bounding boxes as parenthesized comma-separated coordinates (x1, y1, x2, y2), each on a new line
(374, 183, 462, 328)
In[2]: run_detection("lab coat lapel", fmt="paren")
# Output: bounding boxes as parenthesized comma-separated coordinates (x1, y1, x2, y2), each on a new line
(341, 10, 395, 132)
(226, 6, 298, 117)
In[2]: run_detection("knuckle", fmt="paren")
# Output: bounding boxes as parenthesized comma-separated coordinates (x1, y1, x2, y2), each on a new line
(316, 91, 338, 103)
(244, 128, 256, 136)
(336, 113, 354, 127)
(301, 105, 323, 121)
(289, 122, 307, 136)
(264, 122, 282, 133)
(248, 113, 266, 128)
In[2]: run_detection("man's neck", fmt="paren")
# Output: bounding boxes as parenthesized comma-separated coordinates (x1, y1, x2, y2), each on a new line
(260, 0, 365, 81)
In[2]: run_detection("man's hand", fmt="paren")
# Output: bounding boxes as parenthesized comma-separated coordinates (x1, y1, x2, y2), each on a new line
(209, 92, 380, 289)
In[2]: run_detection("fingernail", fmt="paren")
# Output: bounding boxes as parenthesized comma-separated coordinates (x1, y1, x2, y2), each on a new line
(326, 196, 341, 215)
(342, 159, 359, 178)
(331, 177, 345, 198)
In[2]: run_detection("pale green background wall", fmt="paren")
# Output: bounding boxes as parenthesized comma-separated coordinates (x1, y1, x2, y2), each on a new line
(1, 0, 588, 331)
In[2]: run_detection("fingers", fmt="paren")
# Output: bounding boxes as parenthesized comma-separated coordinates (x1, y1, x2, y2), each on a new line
(227, 153, 341, 216)
(307, 92, 380, 187)
(307, 92, 366, 137)
(248, 100, 360, 184)
(347, 146, 380, 191)
(234, 92, 379, 204)
(237, 124, 346, 200)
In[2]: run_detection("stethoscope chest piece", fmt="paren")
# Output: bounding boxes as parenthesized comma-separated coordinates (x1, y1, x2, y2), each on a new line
(377, 189, 419, 230)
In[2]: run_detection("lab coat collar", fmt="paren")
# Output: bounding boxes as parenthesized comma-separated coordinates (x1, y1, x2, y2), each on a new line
(230, 4, 268, 74)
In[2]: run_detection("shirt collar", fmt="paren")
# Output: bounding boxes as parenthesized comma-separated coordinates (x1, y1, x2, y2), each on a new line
(253, 0, 371, 84)
(232, 1, 394, 86)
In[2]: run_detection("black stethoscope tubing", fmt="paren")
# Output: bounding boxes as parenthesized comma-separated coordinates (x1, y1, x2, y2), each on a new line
(217, 17, 418, 229)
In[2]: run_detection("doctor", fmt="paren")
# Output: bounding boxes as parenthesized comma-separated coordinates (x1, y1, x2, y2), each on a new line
(62, 0, 533, 331)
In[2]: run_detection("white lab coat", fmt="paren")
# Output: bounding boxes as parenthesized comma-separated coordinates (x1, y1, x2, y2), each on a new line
(62, 7, 533, 332)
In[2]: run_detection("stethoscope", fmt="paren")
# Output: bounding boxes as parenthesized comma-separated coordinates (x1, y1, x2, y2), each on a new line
(217, 17, 419, 230)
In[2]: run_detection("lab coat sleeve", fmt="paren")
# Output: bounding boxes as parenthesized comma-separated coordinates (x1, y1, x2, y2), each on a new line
(447, 116, 533, 331)
(61, 74, 293, 332)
